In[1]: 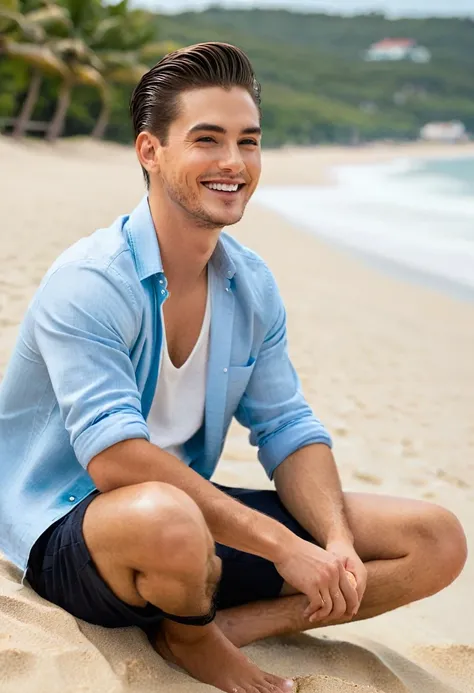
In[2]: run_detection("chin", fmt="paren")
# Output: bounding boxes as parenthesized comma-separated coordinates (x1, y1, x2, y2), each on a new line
(208, 209, 245, 228)
(193, 197, 244, 225)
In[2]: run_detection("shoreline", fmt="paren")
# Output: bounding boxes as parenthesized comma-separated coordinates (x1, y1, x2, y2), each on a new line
(257, 142, 474, 303)
(260, 140, 474, 187)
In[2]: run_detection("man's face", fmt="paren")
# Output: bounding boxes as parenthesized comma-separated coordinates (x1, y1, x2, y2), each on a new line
(152, 86, 262, 229)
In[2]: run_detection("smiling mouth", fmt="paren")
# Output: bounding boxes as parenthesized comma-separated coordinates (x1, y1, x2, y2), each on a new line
(201, 182, 246, 194)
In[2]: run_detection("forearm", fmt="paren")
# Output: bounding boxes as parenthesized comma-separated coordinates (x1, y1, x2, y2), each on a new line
(274, 443, 353, 547)
(88, 438, 295, 561)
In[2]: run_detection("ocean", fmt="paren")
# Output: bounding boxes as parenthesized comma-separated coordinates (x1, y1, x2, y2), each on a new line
(254, 155, 474, 301)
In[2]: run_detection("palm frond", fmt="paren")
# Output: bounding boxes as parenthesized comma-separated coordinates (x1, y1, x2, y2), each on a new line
(120, 9, 155, 48)
(138, 41, 179, 62)
(106, 0, 129, 17)
(63, 0, 103, 32)
(0, 9, 45, 41)
(106, 63, 148, 85)
(0, 0, 19, 12)
(73, 63, 105, 91)
(25, 4, 72, 33)
(88, 16, 123, 47)
(99, 49, 137, 69)
(1, 38, 70, 77)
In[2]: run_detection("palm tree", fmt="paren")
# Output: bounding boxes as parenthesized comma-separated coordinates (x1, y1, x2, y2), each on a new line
(0, 0, 72, 137)
(89, 53, 144, 139)
(42, 0, 103, 141)
(45, 36, 105, 141)
(86, 0, 179, 139)
(0, 0, 107, 141)
(43, 0, 142, 141)
(90, 43, 179, 140)
(1, 0, 180, 142)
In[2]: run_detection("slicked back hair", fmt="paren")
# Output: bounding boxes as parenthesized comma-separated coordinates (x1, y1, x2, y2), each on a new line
(130, 42, 262, 187)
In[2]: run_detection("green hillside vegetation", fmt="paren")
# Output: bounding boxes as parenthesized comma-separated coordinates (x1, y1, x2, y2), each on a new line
(1, 3, 473, 146)
(157, 9, 474, 146)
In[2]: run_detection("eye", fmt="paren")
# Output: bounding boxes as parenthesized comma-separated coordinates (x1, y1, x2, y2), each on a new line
(196, 136, 216, 143)
(240, 139, 259, 146)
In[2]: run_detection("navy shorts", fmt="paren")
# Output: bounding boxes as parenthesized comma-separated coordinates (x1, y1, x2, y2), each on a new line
(25, 484, 314, 630)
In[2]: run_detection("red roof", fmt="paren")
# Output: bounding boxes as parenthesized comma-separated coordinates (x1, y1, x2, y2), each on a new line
(372, 38, 416, 49)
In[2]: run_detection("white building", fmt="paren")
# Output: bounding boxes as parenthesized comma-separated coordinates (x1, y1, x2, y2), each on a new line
(420, 121, 467, 142)
(365, 39, 431, 63)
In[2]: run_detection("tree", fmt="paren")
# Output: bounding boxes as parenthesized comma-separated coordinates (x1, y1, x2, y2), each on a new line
(86, 0, 178, 139)
(0, 0, 71, 137)
(1, 0, 181, 142)
(42, 0, 103, 141)
(90, 41, 178, 139)
(45, 0, 179, 141)
(45, 36, 105, 141)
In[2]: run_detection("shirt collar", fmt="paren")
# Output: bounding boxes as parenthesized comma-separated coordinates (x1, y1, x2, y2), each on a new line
(126, 194, 236, 281)
(126, 195, 163, 280)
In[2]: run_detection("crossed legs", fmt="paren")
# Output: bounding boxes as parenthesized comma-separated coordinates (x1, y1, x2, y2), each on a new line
(81, 482, 467, 692)
(213, 491, 468, 647)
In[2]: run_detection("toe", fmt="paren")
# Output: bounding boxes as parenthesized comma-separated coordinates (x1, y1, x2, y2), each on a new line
(265, 675, 296, 692)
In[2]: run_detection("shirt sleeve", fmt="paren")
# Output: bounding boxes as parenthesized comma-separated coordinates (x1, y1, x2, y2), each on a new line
(234, 266, 332, 480)
(33, 261, 150, 469)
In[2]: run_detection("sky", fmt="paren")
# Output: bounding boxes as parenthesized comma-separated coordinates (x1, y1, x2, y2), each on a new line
(130, 0, 474, 18)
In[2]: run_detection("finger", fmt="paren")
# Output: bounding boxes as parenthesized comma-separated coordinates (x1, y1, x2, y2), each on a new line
(329, 584, 348, 620)
(303, 592, 325, 620)
(352, 576, 365, 609)
(339, 567, 359, 616)
(346, 561, 366, 604)
(345, 564, 366, 608)
(356, 572, 368, 605)
(309, 588, 332, 623)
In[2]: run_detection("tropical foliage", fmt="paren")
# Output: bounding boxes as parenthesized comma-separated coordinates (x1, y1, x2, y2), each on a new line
(1, 4, 473, 146)
(0, 0, 177, 140)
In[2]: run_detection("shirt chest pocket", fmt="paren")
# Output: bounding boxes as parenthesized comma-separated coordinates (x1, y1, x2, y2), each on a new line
(225, 359, 256, 420)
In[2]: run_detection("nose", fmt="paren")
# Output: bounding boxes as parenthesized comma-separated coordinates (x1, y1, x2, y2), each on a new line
(217, 144, 245, 175)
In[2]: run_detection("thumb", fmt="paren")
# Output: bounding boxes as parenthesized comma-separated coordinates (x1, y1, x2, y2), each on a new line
(345, 560, 364, 601)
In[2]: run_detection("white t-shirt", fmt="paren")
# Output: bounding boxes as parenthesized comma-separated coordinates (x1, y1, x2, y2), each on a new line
(147, 286, 211, 461)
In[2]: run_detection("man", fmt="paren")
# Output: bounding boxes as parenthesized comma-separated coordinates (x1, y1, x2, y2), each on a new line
(0, 42, 467, 693)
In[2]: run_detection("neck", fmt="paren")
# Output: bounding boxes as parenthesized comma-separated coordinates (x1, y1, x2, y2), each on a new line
(148, 190, 221, 292)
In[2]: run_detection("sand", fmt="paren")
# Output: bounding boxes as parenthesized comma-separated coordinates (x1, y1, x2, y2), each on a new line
(1, 135, 473, 692)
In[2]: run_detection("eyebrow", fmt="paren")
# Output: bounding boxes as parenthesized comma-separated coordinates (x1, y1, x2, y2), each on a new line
(188, 123, 262, 136)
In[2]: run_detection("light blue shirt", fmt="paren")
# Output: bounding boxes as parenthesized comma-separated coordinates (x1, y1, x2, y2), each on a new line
(0, 195, 332, 576)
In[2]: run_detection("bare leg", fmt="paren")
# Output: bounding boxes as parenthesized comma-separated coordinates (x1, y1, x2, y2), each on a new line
(214, 493, 467, 648)
(82, 481, 294, 693)
(215, 557, 420, 647)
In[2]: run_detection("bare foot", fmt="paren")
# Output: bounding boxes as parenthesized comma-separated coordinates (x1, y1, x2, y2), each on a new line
(152, 620, 295, 693)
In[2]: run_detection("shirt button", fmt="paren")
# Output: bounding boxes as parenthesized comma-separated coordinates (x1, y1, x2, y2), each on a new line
(226, 271, 233, 279)
(225, 287, 230, 292)
(159, 279, 163, 285)
(223, 368, 228, 373)
(69, 496, 75, 502)
(161, 289, 166, 295)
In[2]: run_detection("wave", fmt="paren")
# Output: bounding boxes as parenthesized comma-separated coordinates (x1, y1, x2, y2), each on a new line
(254, 157, 474, 300)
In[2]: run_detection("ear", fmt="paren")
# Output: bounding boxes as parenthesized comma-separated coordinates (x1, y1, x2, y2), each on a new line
(135, 131, 161, 177)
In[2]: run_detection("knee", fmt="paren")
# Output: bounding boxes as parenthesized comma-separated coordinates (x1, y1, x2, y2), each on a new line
(410, 503, 467, 593)
(124, 481, 210, 563)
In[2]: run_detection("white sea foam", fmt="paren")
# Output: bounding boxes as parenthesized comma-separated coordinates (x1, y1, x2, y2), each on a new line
(254, 156, 474, 298)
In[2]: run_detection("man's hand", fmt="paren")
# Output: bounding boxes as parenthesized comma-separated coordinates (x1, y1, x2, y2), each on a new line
(274, 537, 359, 623)
(326, 539, 368, 616)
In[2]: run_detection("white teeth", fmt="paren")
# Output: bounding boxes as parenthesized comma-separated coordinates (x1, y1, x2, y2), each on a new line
(204, 183, 240, 192)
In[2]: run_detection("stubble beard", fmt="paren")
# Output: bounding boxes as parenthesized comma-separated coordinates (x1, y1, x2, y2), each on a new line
(166, 176, 245, 230)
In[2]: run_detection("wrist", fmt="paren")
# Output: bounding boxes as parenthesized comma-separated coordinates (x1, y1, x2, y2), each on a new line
(325, 530, 354, 549)
(260, 524, 301, 564)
